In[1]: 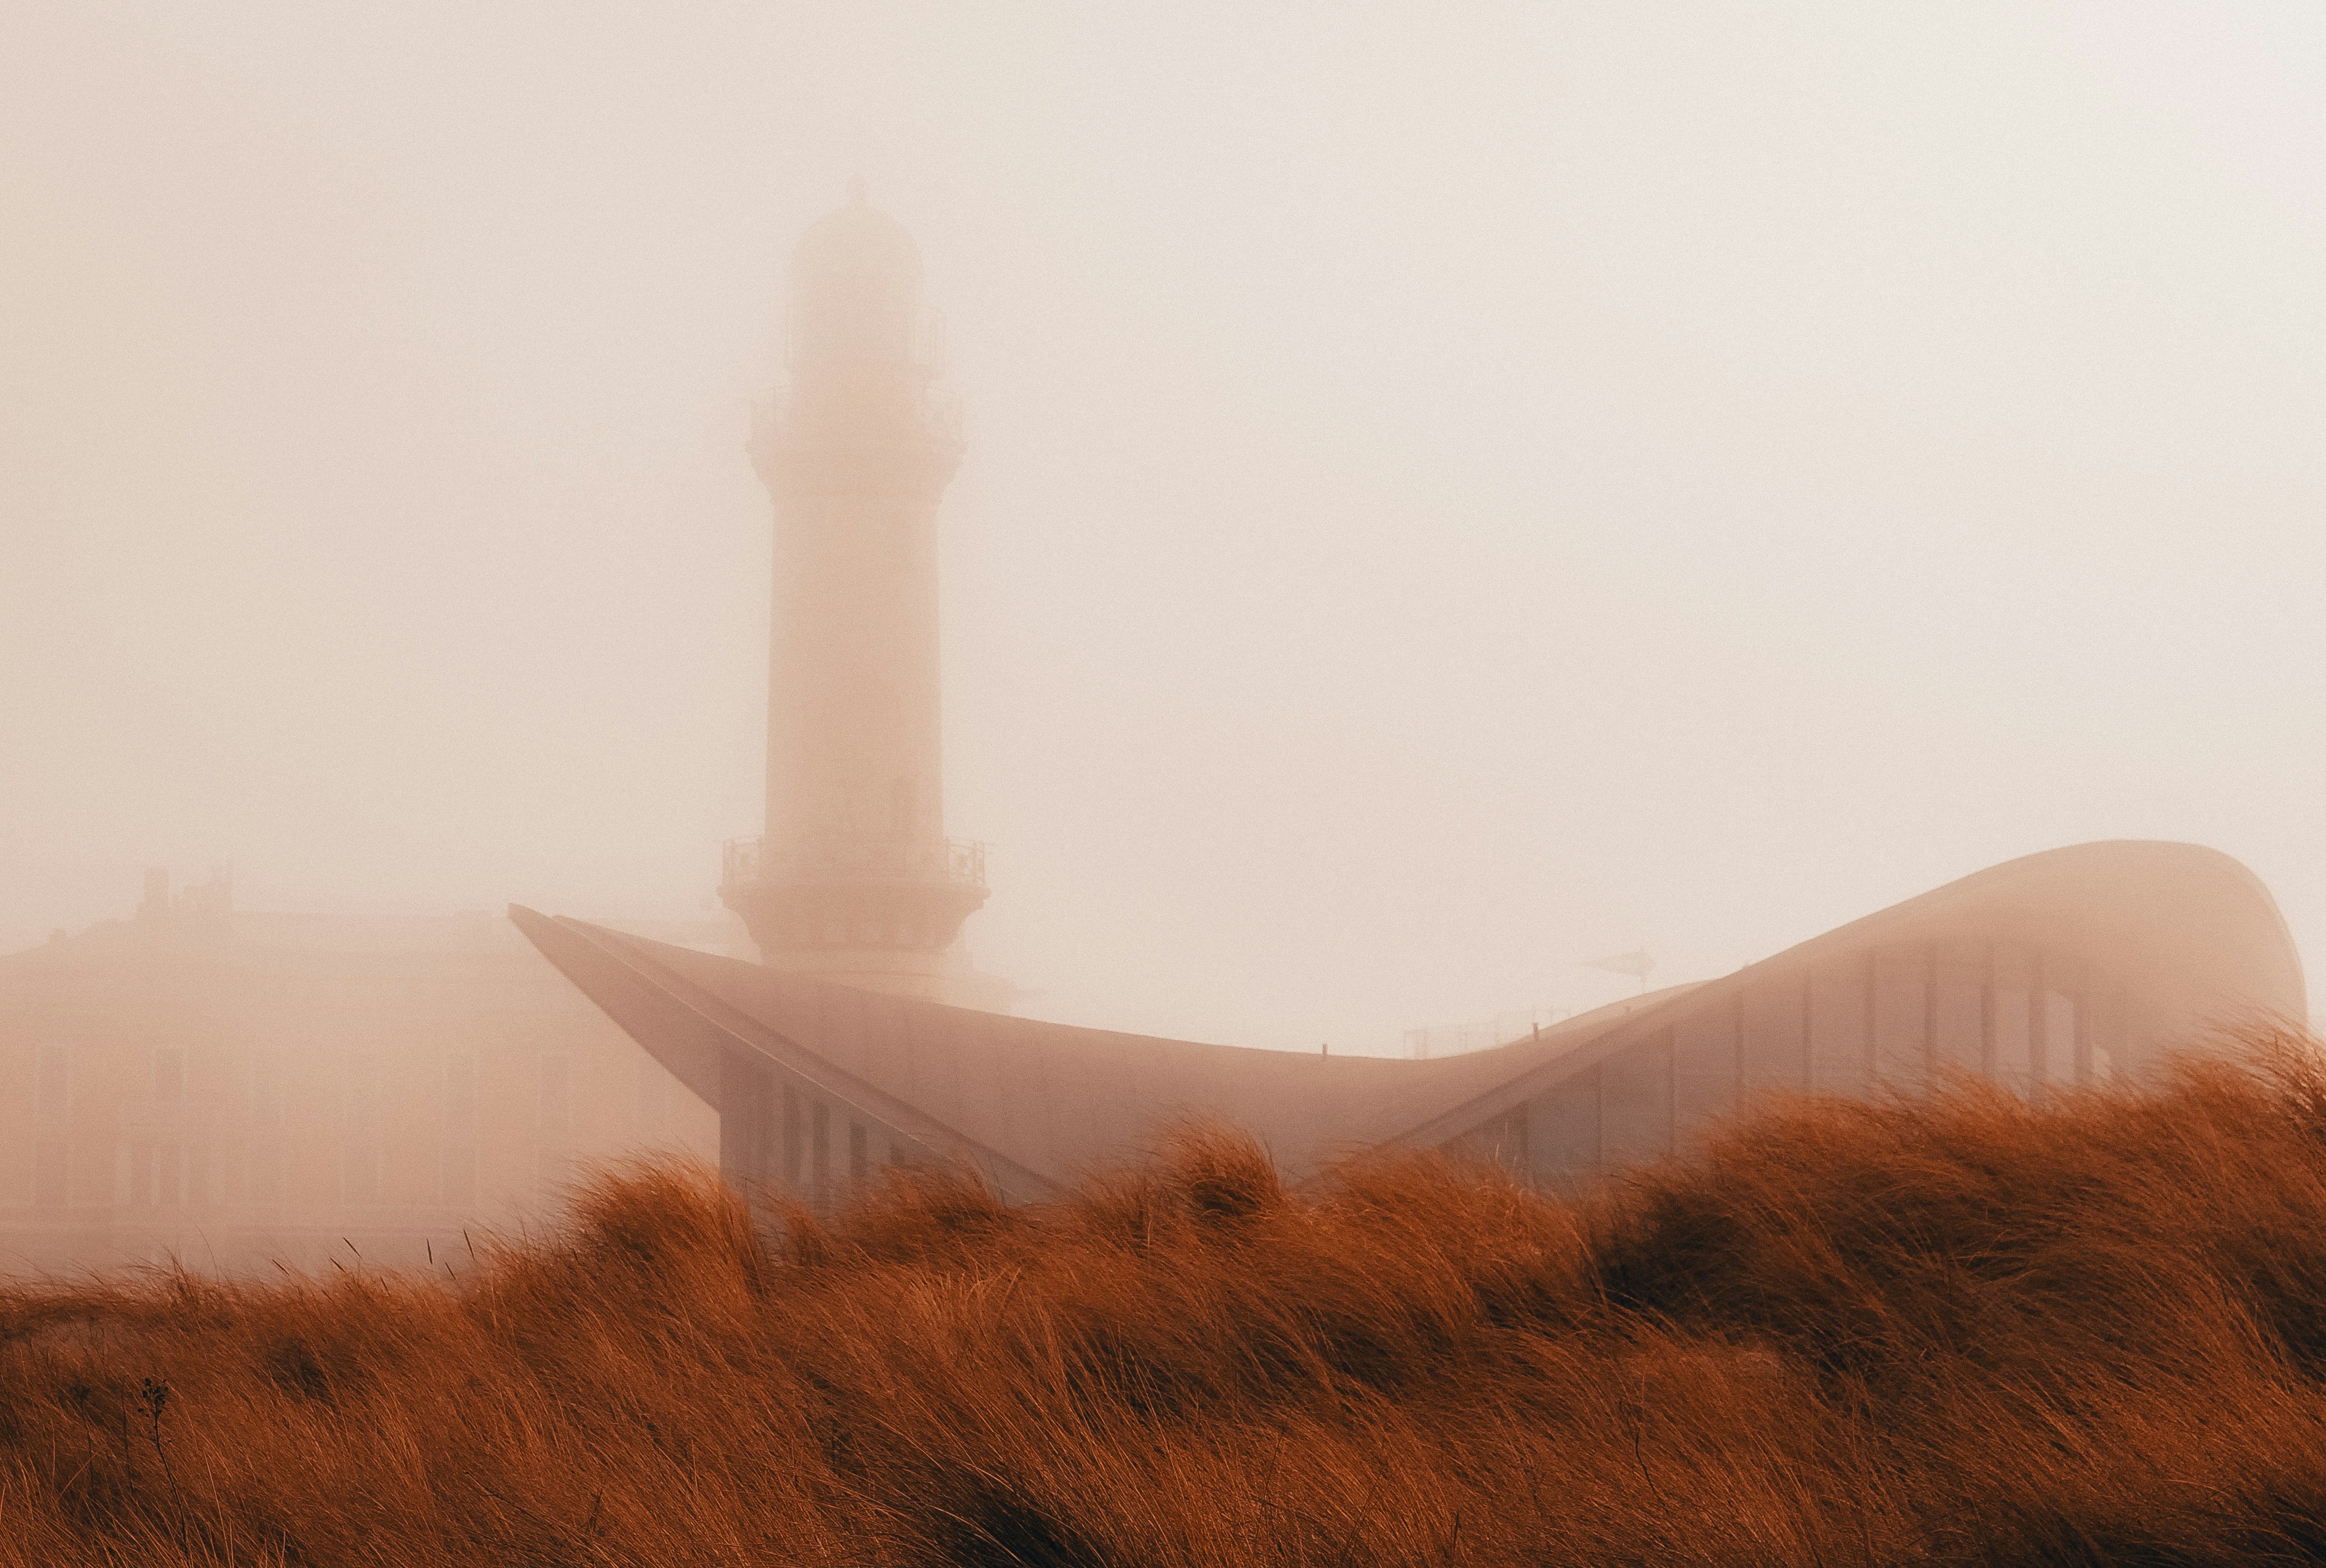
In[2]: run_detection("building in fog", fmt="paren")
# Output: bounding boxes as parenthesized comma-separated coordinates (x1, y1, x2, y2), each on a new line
(8, 192, 2311, 1271)
(0, 871, 716, 1276)
(520, 839, 2305, 1206)
(0, 186, 981, 1277)
(510, 192, 2309, 1209)
(721, 177, 1008, 1010)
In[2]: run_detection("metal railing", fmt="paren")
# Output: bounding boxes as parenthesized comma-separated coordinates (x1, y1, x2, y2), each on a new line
(722, 835, 986, 893)
(1403, 1007, 1572, 1060)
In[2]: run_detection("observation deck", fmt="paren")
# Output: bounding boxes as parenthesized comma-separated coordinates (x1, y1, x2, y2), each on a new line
(718, 835, 988, 956)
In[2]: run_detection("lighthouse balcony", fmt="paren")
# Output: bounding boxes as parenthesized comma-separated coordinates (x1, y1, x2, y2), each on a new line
(720, 836, 990, 956)
(722, 834, 985, 893)
(750, 386, 962, 439)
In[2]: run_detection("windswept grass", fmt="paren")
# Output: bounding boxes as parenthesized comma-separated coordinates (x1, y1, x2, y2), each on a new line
(8, 1030, 2326, 1565)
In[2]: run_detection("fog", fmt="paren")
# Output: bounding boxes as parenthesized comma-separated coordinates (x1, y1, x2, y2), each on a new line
(5, 2, 2322, 1053)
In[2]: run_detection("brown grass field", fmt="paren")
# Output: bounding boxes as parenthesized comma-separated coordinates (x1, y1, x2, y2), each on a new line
(7, 1031, 2326, 1566)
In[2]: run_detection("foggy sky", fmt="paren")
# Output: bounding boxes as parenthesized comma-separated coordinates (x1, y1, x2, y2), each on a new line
(4, 3, 2321, 1052)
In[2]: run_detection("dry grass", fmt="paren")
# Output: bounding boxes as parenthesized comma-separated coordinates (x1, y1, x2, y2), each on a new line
(8, 1030, 2326, 1565)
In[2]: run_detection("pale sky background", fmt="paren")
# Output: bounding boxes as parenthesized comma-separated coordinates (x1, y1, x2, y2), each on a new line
(3, 3, 2321, 1052)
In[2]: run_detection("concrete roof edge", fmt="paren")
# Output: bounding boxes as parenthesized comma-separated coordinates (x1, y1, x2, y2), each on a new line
(529, 912, 1064, 1200)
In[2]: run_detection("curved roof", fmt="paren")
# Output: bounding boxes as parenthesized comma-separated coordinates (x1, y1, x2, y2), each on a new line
(514, 840, 2306, 1193)
(511, 909, 1681, 1191)
(1387, 839, 2308, 1153)
(1791, 838, 2303, 1036)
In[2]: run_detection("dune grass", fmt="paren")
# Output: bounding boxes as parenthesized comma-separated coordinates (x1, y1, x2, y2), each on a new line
(6, 1030, 2326, 1565)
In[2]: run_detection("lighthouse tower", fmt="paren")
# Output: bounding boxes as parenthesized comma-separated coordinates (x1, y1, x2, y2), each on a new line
(720, 182, 989, 1000)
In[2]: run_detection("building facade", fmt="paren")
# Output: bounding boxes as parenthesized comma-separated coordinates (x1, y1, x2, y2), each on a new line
(0, 873, 717, 1277)
(519, 840, 2307, 1208)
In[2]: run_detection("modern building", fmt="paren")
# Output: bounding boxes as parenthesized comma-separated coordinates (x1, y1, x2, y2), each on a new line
(525, 837, 2307, 1203)
(511, 191, 2309, 1210)
(8, 192, 2308, 1277)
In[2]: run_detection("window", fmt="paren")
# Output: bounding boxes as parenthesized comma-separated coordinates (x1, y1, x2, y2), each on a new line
(1932, 946, 1984, 1076)
(1538, 1067, 1602, 1183)
(1807, 961, 1871, 1100)
(849, 1121, 868, 1182)
(1992, 987, 2033, 1092)
(811, 1101, 830, 1189)
(1740, 978, 1807, 1093)
(1450, 1105, 1529, 1172)
(156, 1145, 183, 1208)
(783, 1089, 804, 1188)
(1602, 1036, 1672, 1165)
(1872, 946, 1928, 1083)
(1985, 943, 2035, 1095)
(1673, 1008, 1738, 1128)
(2043, 992, 2078, 1085)
(34, 1044, 70, 1123)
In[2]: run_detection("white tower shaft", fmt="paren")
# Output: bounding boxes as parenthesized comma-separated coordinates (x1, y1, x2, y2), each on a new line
(719, 186, 985, 996)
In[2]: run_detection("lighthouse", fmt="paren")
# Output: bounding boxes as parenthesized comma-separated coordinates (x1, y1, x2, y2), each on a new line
(720, 181, 990, 1001)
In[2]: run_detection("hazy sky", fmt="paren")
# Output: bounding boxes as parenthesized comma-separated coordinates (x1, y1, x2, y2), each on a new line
(4, 3, 2321, 1052)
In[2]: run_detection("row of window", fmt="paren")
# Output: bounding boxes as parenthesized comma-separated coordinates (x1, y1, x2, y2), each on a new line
(778, 1087, 885, 1191)
(23, 1136, 481, 1213)
(32, 1043, 182, 1121)
(15, 1051, 702, 1213)
(14, 1046, 687, 1141)
(1461, 944, 2127, 1180)
(726, 1071, 917, 1210)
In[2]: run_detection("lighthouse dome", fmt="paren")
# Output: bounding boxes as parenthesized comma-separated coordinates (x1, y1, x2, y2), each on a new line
(793, 177, 921, 279)
(789, 179, 923, 369)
